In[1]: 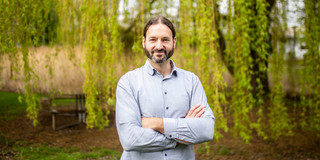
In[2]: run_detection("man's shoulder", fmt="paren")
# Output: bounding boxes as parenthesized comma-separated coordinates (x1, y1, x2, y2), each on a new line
(119, 66, 144, 82)
(176, 67, 199, 81)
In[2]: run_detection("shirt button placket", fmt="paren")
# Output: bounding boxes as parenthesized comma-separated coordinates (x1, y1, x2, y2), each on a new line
(163, 80, 169, 117)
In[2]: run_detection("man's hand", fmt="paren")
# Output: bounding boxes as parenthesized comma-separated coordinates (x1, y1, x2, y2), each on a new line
(141, 117, 164, 133)
(186, 104, 206, 118)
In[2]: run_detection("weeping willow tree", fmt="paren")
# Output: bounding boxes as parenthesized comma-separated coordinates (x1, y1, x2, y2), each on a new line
(268, 0, 294, 139)
(226, 0, 256, 143)
(1, 0, 319, 141)
(225, 0, 293, 142)
(177, 0, 319, 142)
(178, 0, 271, 142)
(178, 0, 197, 71)
(179, 0, 229, 140)
(81, 0, 122, 129)
(299, 0, 320, 136)
(0, 0, 51, 126)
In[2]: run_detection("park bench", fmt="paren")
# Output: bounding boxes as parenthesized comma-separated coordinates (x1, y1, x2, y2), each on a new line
(40, 94, 86, 130)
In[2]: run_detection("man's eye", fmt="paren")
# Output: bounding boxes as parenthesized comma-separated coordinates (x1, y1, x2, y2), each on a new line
(150, 39, 155, 41)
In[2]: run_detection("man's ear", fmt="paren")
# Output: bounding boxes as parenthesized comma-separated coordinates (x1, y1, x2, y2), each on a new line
(173, 37, 177, 48)
(142, 37, 146, 48)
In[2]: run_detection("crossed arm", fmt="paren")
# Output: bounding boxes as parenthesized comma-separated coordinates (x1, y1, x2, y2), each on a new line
(141, 104, 206, 143)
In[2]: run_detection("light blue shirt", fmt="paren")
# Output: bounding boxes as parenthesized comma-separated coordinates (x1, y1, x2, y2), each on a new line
(116, 59, 215, 160)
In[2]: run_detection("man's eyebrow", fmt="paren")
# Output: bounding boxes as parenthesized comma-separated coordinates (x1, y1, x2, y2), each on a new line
(148, 36, 171, 39)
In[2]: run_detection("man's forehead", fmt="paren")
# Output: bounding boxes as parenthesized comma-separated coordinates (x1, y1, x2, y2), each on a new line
(146, 24, 173, 38)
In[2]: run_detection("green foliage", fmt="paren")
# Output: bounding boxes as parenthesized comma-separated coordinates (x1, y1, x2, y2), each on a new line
(267, 0, 294, 139)
(81, 0, 122, 129)
(227, 0, 255, 143)
(299, 0, 320, 136)
(0, 0, 50, 125)
(251, 0, 270, 139)
(178, 0, 197, 69)
(42, 0, 59, 45)
(56, 0, 81, 46)
(196, 0, 228, 140)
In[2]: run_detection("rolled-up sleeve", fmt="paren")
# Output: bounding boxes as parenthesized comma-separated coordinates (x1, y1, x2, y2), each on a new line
(163, 75, 215, 144)
(116, 75, 177, 152)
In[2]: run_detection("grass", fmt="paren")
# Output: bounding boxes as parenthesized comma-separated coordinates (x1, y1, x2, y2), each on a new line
(52, 98, 75, 107)
(0, 133, 10, 146)
(212, 145, 230, 156)
(13, 145, 121, 160)
(220, 146, 230, 155)
(0, 91, 76, 119)
(195, 143, 232, 159)
(0, 91, 26, 120)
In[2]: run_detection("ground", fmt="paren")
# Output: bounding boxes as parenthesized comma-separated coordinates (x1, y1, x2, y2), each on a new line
(0, 111, 319, 160)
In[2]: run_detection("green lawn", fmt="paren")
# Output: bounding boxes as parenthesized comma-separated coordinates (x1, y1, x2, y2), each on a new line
(0, 91, 78, 120)
(52, 98, 76, 107)
(0, 91, 26, 120)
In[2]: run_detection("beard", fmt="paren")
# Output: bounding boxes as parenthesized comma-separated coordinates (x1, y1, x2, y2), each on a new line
(144, 47, 174, 64)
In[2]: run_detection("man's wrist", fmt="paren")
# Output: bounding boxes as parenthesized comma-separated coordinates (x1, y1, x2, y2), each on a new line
(153, 117, 164, 133)
(141, 117, 164, 133)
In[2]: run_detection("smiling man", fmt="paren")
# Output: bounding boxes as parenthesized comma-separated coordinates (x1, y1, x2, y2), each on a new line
(116, 17, 215, 160)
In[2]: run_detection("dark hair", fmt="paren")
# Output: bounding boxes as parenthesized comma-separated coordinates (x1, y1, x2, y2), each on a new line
(143, 17, 176, 39)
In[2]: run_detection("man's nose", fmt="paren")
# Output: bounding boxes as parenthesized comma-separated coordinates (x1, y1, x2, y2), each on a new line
(155, 40, 164, 49)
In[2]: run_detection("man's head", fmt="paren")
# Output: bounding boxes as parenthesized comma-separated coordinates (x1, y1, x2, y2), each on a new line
(143, 17, 176, 64)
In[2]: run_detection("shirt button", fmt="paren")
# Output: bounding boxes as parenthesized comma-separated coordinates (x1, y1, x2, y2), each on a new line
(166, 107, 169, 110)
(165, 153, 167, 156)
(169, 135, 172, 138)
(164, 92, 167, 94)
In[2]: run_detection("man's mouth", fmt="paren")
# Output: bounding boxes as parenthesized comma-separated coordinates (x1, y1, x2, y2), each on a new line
(152, 49, 166, 54)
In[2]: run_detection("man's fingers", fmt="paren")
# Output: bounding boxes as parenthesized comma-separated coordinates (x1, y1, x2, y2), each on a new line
(190, 105, 205, 117)
(186, 104, 200, 117)
(186, 105, 206, 118)
(195, 107, 206, 117)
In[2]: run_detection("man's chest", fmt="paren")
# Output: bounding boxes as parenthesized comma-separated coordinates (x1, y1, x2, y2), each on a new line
(134, 75, 191, 118)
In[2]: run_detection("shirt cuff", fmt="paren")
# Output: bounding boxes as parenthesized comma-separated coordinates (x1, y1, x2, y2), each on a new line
(163, 118, 178, 139)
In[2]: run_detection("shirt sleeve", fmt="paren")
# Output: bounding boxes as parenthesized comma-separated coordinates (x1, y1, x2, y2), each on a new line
(163, 74, 215, 144)
(116, 75, 177, 152)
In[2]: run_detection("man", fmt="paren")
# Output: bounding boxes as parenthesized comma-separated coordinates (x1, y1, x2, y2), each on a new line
(116, 16, 215, 160)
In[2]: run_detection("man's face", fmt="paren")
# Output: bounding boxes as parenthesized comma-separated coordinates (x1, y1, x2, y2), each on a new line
(143, 24, 176, 63)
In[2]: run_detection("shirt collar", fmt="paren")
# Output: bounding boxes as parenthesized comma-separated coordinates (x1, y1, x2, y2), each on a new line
(144, 59, 178, 77)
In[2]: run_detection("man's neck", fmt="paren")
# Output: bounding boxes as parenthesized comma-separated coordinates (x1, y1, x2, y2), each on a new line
(148, 59, 172, 77)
